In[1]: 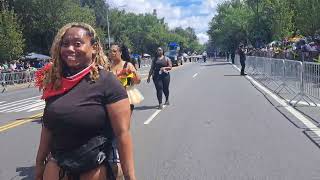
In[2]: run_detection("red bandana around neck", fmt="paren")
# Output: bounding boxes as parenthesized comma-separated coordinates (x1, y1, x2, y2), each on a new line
(42, 64, 93, 100)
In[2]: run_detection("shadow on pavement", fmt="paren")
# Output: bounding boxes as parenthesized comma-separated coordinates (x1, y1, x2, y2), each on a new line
(13, 118, 43, 125)
(134, 105, 158, 111)
(16, 166, 35, 180)
(224, 74, 243, 77)
(200, 62, 231, 67)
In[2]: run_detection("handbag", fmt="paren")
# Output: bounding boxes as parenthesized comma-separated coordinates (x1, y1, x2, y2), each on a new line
(126, 86, 144, 105)
(53, 135, 115, 179)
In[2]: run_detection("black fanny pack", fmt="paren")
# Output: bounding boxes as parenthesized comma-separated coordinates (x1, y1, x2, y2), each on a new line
(53, 135, 115, 179)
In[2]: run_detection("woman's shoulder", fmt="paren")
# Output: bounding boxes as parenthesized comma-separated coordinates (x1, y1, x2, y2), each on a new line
(99, 69, 115, 80)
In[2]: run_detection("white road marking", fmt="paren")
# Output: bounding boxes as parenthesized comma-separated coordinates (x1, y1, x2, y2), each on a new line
(5, 101, 44, 113)
(28, 105, 46, 112)
(192, 73, 198, 78)
(0, 96, 44, 113)
(0, 96, 41, 109)
(0, 99, 38, 110)
(144, 105, 166, 125)
(0, 100, 43, 112)
(233, 65, 320, 136)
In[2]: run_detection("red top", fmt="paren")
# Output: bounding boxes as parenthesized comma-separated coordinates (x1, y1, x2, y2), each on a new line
(41, 64, 93, 100)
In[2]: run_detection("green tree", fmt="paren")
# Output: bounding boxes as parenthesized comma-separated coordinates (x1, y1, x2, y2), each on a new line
(12, 0, 96, 54)
(208, 1, 251, 52)
(293, 0, 320, 36)
(0, 9, 24, 63)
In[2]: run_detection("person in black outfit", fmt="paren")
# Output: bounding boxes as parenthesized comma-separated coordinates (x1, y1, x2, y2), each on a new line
(137, 55, 141, 68)
(238, 45, 247, 75)
(147, 47, 172, 109)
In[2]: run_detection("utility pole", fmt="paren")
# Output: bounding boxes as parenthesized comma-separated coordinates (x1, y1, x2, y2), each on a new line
(106, 1, 111, 49)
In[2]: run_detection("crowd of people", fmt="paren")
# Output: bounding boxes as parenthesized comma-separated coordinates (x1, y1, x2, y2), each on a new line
(0, 60, 46, 73)
(247, 35, 320, 62)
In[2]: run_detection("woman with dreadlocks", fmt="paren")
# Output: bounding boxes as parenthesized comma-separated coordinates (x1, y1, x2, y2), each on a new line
(35, 23, 136, 180)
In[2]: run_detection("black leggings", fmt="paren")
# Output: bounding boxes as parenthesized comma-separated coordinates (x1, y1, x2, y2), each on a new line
(153, 73, 170, 104)
(240, 60, 246, 75)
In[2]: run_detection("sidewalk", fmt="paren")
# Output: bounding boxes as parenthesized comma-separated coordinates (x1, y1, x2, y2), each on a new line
(1, 82, 34, 93)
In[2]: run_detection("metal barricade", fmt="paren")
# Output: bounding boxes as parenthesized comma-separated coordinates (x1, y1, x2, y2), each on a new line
(0, 70, 37, 92)
(283, 60, 302, 94)
(303, 62, 320, 100)
(273, 59, 297, 94)
(244, 55, 319, 106)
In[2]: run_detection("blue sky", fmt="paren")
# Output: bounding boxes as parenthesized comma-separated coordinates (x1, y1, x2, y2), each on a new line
(108, 0, 226, 44)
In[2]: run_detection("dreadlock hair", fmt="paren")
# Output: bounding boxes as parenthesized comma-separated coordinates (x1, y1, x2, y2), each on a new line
(43, 22, 109, 90)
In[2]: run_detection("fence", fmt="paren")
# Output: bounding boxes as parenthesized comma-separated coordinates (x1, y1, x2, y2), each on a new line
(234, 56, 320, 106)
(0, 70, 36, 92)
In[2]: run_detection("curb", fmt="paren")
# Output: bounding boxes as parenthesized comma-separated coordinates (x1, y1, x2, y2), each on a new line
(1, 83, 35, 93)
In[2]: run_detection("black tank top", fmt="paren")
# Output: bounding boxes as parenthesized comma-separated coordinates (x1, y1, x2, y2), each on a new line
(153, 56, 169, 75)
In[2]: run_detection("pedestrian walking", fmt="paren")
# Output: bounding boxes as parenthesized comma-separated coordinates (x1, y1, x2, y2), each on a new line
(147, 47, 172, 109)
(202, 51, 207, 63)
(35, 22, 136, 180)
(137, 55, 141, 68)
(238, 44, 247, 75)
(110, 43, 142, 112)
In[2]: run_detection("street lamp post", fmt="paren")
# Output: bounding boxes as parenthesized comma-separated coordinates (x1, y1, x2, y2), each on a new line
(106, 6, 111, 49)
(106, 2, 126, 49)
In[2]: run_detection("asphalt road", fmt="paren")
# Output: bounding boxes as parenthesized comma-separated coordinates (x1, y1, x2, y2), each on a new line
(0, 60, 320, 180)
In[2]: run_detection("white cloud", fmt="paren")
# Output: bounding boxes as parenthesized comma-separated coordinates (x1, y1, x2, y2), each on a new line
(197, 33, 209, 45)
(107, 0, 226, 44)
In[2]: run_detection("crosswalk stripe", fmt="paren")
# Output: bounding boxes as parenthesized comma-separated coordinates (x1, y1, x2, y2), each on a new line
(28, 105, 46, 112)
(0, 100, 37, 110)
(0, 96, 44, 113)
(4, 101, 45, 113)
(0, 100, 43, 111)
(0, 96, 40, 109)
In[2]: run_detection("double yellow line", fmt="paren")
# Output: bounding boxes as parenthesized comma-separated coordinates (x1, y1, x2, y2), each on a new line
(0, 112, 43, 132)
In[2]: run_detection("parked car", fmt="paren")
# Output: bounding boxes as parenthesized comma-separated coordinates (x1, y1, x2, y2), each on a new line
(165, 50, 182, 66)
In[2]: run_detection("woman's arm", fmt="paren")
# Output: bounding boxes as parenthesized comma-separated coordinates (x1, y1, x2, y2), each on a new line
(163, 57, 172, 71)
(35, 126, 52, 179)
(107, 99, 136, 180)
(147, 58, 155, 81)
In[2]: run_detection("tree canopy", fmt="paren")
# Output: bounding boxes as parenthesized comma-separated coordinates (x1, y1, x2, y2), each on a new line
(207, 0, 320, 52)
(0, 0, 203, 63)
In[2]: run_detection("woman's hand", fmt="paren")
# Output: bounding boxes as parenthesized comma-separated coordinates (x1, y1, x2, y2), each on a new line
(132, 70, 141, 84)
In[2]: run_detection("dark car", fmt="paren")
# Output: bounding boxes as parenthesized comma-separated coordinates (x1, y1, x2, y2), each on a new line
(165, 50, 182, 66)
